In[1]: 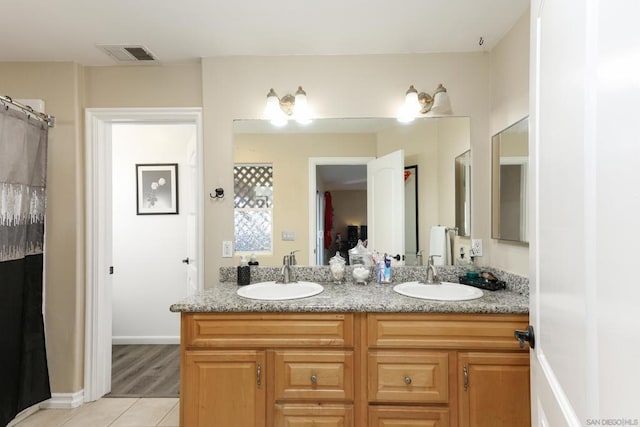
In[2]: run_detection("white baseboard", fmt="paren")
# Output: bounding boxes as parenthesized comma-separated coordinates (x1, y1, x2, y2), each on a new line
(112, 336, 180, 345)
(40, 390, 84, 409)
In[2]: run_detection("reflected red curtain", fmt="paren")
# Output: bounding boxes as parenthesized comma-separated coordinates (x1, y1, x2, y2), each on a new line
(324, 191, 333, 249)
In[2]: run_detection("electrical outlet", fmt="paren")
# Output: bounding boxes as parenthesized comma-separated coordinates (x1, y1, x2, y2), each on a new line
(470, 239, 483, 257)
(222, 240, 233, 258)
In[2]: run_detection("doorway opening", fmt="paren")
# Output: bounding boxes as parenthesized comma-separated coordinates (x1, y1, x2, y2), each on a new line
(84, 108, 204, 402)
(308, 157, 372, 266)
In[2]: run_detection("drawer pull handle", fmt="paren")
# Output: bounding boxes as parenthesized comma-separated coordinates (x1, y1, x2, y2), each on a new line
(257, 363, 262, 388)
(463, 364, 469, 391)
(310, 374, 318, 384)
(404, 376, 412, 385)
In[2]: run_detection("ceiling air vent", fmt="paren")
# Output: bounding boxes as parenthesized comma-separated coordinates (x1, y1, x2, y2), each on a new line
(97, 44, 159, 64)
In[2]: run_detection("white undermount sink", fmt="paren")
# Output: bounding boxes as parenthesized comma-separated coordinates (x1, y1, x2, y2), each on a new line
(393, 281, 483, 301)
(237, 281, 324, 301)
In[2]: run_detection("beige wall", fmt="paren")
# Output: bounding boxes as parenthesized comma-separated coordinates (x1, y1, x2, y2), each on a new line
(489, 9, 530, 275)
(234, 133, 377, 265)
(0, 62, 85, 393)
(204, 53, 492, 285)
(85, 64, 202, 107)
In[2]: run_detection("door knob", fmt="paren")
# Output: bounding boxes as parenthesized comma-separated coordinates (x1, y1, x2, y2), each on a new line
(514, 325, 535, 349)
(182, 258, 190, 264)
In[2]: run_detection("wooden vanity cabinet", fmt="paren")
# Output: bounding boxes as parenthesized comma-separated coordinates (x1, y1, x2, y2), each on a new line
(180, 312, 530, 427)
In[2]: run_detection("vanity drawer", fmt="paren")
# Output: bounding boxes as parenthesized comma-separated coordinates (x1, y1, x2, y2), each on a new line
(274, 403, 353, 427)
(368, 313, 529, 350)
(368, 406, 450, 427)
(368, 351, 449, 403)
(273, 350, 354, 401)
(183, 313, 354, 348)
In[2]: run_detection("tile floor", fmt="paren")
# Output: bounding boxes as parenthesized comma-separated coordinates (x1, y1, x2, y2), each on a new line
(13, 398, 179, 427)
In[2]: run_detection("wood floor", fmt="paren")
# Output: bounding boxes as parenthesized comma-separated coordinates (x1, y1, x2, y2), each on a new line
(108, 345, 179, 398)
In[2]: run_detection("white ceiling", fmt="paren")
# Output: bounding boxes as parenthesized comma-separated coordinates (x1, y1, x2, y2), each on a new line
(1, 0, 528, 66)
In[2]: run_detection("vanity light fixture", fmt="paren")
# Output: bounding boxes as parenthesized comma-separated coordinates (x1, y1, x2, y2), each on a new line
(397, 83, 452, 123)
(264, 86, 313, 127)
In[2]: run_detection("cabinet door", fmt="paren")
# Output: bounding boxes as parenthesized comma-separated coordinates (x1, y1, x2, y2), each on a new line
(368, 406, 450, 427)
(182, 350, 266, 427)
(458, 352, 530, 427)
(274, 404, 353, 427)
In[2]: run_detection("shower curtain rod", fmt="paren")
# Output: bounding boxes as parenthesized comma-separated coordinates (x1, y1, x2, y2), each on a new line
(0, 95, 55, 128)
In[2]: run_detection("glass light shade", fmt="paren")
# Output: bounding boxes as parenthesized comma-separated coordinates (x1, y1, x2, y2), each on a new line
(429, 91, 452, 115)
(264, 93, 281, 120)
(294, 89, 312, 125)
(404, 87, 421, 115)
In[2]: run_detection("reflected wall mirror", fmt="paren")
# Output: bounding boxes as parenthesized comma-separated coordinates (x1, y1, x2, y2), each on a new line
(492, 116, 529, 243)
(233, 117, 471, 265)
(455, 150, 471, 237)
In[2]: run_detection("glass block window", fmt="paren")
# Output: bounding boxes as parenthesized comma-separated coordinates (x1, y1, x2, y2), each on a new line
(234, 164, 273, 253)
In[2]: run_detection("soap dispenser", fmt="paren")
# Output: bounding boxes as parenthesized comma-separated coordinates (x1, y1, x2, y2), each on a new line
(237, 256, 250, 286)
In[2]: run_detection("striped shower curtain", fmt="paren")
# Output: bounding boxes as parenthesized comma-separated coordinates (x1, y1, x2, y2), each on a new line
(0, 107, 51, 425)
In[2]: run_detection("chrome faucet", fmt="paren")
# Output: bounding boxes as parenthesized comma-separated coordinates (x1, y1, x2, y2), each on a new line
(279, 251, 298, 284)
(424, 255, 440, 284)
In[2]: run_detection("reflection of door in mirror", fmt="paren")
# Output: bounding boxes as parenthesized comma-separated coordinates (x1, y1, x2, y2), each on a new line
(367, 150, 405, 264)
(455, 150, 471, 237)
(492, 117, 529, 243)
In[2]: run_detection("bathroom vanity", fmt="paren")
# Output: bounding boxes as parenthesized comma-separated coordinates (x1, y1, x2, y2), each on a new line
(171, 276, 530, 427)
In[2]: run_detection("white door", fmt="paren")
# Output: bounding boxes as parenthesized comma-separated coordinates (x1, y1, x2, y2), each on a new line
(530, 0, 640, 425)
(185, 133, 199, 296)
(367, 150, 404, 261)
(316, 191, 324, 265)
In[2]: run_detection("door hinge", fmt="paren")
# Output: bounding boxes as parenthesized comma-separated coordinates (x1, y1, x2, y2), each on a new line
(109, 266, 114, 275)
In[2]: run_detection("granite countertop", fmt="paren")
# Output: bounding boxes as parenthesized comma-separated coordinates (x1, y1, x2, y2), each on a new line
(170, 280, 529, 314)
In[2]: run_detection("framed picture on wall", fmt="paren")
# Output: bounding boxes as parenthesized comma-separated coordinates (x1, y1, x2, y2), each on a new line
(136, 163, 179, 215)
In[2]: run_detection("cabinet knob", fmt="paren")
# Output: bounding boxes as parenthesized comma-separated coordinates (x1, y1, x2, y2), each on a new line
(404, 376, 412, 385)
(310, 374, 317, 384)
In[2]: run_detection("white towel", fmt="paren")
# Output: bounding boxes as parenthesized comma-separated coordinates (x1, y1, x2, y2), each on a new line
(429, 226, 448, 266)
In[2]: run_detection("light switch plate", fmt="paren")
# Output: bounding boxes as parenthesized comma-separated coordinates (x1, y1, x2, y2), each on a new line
(281, 231, 296, 241)
(222, 241, 233, 258)
(471, 239, 483, 257)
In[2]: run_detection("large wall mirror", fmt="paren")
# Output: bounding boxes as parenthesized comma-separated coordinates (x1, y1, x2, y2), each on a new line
(233, 117, 470, 265)
(492, 116, 529, 243)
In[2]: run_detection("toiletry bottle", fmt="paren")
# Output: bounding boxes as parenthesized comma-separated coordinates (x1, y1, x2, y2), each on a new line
(383, 254, 392, 283)
(237, 256, 250, 286)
